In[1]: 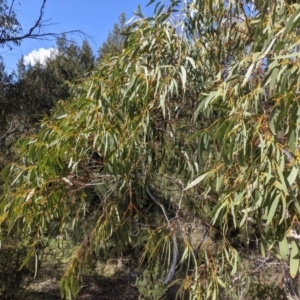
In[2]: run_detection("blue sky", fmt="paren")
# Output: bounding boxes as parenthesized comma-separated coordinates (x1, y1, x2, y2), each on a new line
(1, 0, 164, 73)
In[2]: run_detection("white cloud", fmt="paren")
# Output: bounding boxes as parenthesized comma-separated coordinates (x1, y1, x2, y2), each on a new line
(23, 48, 58, 66)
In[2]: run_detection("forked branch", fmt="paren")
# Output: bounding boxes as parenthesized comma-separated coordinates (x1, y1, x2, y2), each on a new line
(146, 187, 178, 285)
(0, 0, 89, 47)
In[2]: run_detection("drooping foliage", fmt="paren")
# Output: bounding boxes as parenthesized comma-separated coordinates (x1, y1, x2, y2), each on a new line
(2, 0, 300, 299)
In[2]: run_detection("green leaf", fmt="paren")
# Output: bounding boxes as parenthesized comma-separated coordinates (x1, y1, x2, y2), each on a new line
(183, 170, 212, 191)
(233, 192, 244, 205)
(279, 236, 289, 262)
(146, 0, 155, 7)
(290, 240, 300, 278)
(269, 106, 280, 135)
(186, 57, 196, 69)
(252, 52, 262, 61)
(19, 248, 34, 271)
(11, 169, 25, 186)
(284, 10, 300, 34)
(231, 250, 239, 275)
(242, 62, 255, 87)
(266, 193, 280, 225)
(287, 166, 298, 186)
(288, 128, 297, 154)
(279, 192, 287, 225)
(212, 201, 227, 225)
(54, 112, 67, 119)
(180, 65, 187, 91)
(275, 163, 289, 196)
(216, 277, 226, 288)
(216, 173, 224, 192)
(231, 205, 237, 228)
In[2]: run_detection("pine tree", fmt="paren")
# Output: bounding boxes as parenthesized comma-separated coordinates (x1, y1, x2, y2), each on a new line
(98, 12, 126, 60)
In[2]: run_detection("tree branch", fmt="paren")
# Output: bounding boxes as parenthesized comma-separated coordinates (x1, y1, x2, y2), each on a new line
(0, 0, 89, 46)
(0, 120, 18, 145)
(146, 187, 178, 285)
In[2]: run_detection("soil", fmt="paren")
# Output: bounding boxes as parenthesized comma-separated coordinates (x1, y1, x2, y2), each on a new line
(74, 275, 139, 300)
(20, 272, 179, 300)
(18, 256, 179, 300)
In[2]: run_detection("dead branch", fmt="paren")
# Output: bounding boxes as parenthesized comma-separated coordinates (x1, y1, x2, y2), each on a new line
(0, 120, 18, 145)
(0, 0, 91, 46)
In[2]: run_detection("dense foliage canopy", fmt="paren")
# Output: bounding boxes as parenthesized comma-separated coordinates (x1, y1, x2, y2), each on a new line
(2, 0, 300, 299)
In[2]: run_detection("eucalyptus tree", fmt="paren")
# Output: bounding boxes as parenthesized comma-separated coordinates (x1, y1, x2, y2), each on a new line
(2, 0, 300, 299)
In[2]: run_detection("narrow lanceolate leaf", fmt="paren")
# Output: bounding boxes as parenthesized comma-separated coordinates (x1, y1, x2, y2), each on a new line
(216, 277, 226, 288)
(269, 107, 280, 135)
(284, 10, 300, 34)
(290, 240, 300, 278)
(231, 250, 239, 276)
(279, 236, 289, 262)
(186, 57, 196, 69)
(183, 170, 212, 191)
(287, 166, 298, 186)
(275, 52, 300, 60)
(242, 62, 255, 87)
(54, 112, 67, 119)
(279, 192, 287, 225)
(180, 66, 187, 92)
(275, 163, 289, 196)
(266, 193, 280, 225)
